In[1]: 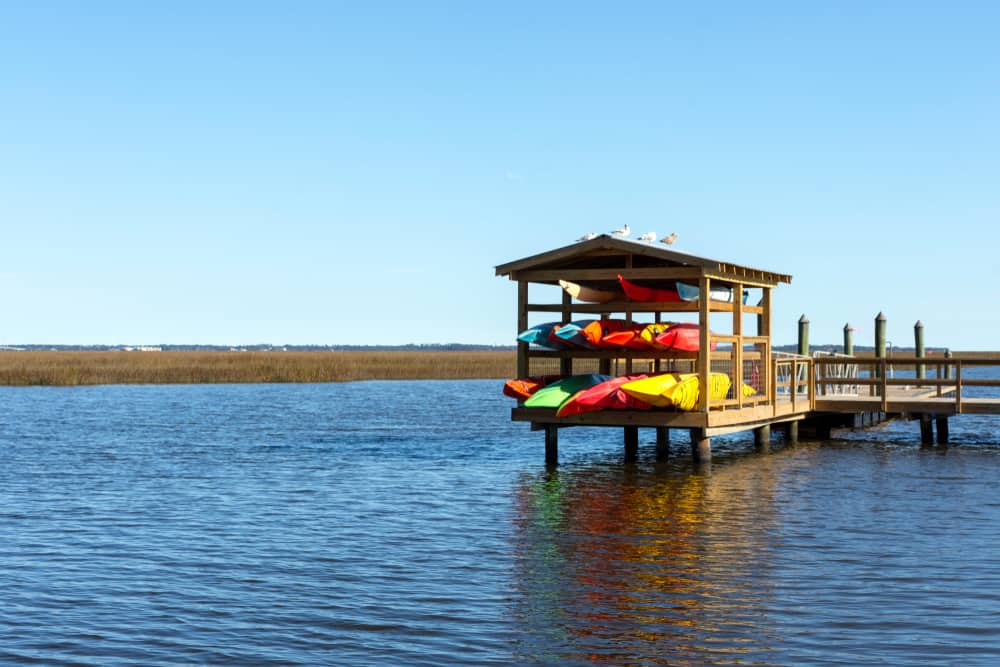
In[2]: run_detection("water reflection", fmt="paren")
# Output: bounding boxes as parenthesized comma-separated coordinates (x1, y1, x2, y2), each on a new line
(511, 451, 788, 665)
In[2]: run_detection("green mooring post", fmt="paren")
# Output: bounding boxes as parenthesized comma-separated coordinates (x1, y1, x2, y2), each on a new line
(798, 315, 810, 356)
(915, 320, 926, 380)
(875, 312, 887, 380)
(844, 323, 854, 356)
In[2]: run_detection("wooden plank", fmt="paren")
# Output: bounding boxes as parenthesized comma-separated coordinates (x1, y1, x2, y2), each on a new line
(527, 301, 763, 315)
(513, 267, 705, 282)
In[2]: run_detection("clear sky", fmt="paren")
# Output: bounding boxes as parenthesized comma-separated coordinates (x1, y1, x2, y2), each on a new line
(2, 2, 998, 349)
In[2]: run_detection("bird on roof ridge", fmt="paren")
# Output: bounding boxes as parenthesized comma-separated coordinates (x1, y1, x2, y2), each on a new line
(576, 232, 597, 242)
(610, 223, 630, 237)
(661, 232, 678, 245)
(637, 231, 657, 242)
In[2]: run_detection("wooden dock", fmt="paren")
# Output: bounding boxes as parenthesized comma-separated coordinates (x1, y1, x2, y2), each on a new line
(496, 235, 1000, 464)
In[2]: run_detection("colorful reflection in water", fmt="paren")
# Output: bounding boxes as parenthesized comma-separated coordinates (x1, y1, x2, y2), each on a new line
(511, 453, 789, 665)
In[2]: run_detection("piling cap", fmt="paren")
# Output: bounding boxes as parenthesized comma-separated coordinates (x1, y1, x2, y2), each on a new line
(876, 311, 887, 321)
(799, 314, 809, 324)
(915, 320, 924, 328)
(844, 322, 853, 331)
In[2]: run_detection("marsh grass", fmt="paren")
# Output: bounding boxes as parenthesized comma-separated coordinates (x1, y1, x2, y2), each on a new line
(0, 351, 517, 386)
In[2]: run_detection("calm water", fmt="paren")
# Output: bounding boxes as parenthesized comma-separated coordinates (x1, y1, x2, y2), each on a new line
(2, 379, 1000, 665)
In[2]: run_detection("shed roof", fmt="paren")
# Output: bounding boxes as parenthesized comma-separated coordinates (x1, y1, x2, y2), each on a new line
(495, 235, 792, 287)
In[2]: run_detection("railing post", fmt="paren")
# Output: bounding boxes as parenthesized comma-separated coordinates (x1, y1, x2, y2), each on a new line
(914, 320, 925, 380)
(956, 361, 963, 413)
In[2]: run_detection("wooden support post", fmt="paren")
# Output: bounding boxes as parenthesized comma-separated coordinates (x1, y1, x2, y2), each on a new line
(560, 291, 573, 376)
(599, 311, 612, 376)
(697, 277, 711, 412)
(914, 320, 925, 380)
(624, 426, 639, 463)
(517, 281, 529, 379)
(919, 414, 933, 445)
(655, 427, 670, 461)
(817, 421, 832, 440)
(689, 428, 711, 463)
(843, 323, 854, 356)
(787, 421, 799, 443)
(545, 425, 558, 466)
(754, 424, 771, 452)
(798, 315, 810, 356)
(936, 416, 949, 445)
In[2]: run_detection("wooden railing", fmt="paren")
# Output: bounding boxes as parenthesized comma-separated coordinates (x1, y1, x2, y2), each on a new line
(813, 355, 1000, 414)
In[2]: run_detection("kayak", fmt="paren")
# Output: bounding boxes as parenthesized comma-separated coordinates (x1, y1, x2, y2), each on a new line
(503, 374, 564, 401)
(620, 372, 747, 411)
(600, 323, 669, 350)
(555, 374, 656, 417)
(580, 319, 635, 349)
(617, 274, 682, 302)
(551, 320, 601, 350)
(654, 322, 717, 352)
(517, 322, 571, 350)
(523, 373, 613, 409)
(676, 282, 750, 304)
(559, 279, 624, 303)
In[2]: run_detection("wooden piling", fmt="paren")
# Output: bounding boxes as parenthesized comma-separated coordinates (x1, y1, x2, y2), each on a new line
(690, 428, 711, 463)
(655, 427, 670, 461)
(754, 424, 771, 452)
(624, 426, 639, 463)
(936, 416, 949, 445)
(787, 421, 799, 443)
(920, 414, 933, 445)
(843, 323, 854, 356)
(798, 315, 810, 356)
(875, 312, 887, 383)
(914, 320, 925, 380)
(545, 425, 558, 466)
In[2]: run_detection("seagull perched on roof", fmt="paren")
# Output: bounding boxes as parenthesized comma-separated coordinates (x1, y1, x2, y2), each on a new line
(637, 231, 657, 242)
(610, 223, 630, 237)
(660, 232, 678, 245)
(576, 232, 597, 242)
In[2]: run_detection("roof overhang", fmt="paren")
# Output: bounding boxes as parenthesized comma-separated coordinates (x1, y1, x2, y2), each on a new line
(495, 235, 792, 288)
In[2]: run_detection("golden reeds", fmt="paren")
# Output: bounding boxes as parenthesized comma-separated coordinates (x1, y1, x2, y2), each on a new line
(0, 351, 517, 386)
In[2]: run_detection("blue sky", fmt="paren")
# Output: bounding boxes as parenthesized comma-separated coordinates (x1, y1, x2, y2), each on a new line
(2, 2, 998, 348)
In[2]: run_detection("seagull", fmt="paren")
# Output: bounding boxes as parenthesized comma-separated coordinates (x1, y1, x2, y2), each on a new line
(661, 232, 678, 245)
(610, 223, 630, 237)
(576, 232, 597, 242)
(637, 231, 657, 242)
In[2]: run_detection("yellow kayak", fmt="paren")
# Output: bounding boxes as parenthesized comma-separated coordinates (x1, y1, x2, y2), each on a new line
(621, 373, 755, 411)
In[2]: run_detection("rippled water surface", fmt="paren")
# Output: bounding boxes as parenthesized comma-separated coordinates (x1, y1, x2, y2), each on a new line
(3, 380, 1000, 665)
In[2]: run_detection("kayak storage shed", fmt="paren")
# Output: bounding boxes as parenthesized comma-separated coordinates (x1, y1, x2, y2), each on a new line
(495, 234, 796, 462)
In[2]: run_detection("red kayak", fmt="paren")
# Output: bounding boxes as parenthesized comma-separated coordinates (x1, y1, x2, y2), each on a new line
(617, 274, 682, 302)
(503, 374, 564, 401)
(556, 374, 655, 417)
(580, 319, 634, 349)
(654, 323, 717, 352)
(600, 325, 657, 350)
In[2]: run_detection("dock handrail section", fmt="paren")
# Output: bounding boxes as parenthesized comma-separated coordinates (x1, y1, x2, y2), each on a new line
(813, 355, 1000, 414)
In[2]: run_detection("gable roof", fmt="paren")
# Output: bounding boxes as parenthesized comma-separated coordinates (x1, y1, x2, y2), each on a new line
(495, 234, 792, 287)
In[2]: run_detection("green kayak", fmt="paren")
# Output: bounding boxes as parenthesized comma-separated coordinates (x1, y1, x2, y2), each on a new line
(523, 373, 612, 409)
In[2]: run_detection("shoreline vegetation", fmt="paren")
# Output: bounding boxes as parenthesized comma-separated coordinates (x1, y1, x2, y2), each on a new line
(0, 351, 517, 386)
(0, 349, 990, 387)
